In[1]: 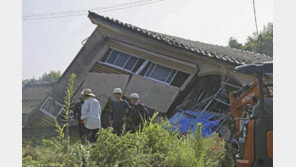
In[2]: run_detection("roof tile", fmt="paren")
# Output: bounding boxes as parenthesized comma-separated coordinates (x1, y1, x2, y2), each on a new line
(22, 83, 54, 101)
(88, 12, 273, 65)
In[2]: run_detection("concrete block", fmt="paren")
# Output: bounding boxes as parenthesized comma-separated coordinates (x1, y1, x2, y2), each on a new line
(97, 96, 109, 111)
(82, 73, 130, 110)
(124, 75, 179, 113)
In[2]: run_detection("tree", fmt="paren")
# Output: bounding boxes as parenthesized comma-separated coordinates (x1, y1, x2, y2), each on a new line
(22, 76, 36, 85)
(39, 71, 61, 83)
(22, 80, 28, 85)
(228, 37, 243, 50)
(228, 22, 273, 57)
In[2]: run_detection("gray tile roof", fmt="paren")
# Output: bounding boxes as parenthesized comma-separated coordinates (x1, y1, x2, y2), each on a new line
(22, 82, 54, 101)
(88, 11, 272, 66)
(22, 79, 50, 87)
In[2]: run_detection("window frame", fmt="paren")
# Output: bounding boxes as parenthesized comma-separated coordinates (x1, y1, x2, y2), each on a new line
(102, 49, 142, 73)
(100, 48, 189, 88)
(144, 62, 178, 85)
(40, 97, 64, 119)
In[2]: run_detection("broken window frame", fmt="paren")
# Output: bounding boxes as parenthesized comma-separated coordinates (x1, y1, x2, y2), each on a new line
(102, 49, 145, 73)
(40, 97, 64, 119)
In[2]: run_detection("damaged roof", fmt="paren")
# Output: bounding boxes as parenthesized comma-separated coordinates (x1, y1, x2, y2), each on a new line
(22, 79, 50, 87)
(22, 81, 54, 101)
(88, 11, 272, 66)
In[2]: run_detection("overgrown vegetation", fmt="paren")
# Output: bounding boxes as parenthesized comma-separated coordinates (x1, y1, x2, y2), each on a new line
(23, 118, 226, 167)
(22, 73, 226, 166)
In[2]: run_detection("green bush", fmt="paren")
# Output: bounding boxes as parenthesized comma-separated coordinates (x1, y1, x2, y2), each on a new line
(23, 115, 226, 167)
(203, 133, 226, 167)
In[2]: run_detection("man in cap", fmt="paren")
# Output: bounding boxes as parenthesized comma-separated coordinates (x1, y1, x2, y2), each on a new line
(81, 88, 102, 143)
(128, 93, 148, 132)
(109, 88, 131, 135)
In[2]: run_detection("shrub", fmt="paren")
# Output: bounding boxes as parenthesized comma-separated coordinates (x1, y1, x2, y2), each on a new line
(203, 133, 226, 167)
(23, 117, 226, 167)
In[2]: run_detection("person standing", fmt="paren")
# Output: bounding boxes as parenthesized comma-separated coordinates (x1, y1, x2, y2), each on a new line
(81, 88, 102, 143)
(72, 92, 85, 142)
(109, 88, 131, 135)
(128, 93, 148, 132)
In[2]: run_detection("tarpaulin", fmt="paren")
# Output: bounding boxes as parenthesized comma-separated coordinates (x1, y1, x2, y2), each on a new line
(169, 109, 220, 137)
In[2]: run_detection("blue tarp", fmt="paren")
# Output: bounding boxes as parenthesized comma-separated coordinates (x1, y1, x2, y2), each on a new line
(169, 109, 220, 137)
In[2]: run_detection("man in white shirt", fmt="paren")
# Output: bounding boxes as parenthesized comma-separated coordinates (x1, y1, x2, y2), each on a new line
(81, 88, 102, 143)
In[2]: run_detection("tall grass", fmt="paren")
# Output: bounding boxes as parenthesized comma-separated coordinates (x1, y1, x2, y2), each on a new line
(23, 115, 225, 167)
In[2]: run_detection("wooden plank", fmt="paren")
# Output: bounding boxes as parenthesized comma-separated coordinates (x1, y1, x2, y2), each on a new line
(40, 114, 55, 127)
(90, 62, 132, 76)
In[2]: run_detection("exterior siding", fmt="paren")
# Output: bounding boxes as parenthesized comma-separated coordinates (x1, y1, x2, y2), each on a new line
(90, 62, 133, 76)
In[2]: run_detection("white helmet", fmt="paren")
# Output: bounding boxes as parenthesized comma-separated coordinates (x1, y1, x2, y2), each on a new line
(130, 93, 139, 99)
(113, 88, 123, 94)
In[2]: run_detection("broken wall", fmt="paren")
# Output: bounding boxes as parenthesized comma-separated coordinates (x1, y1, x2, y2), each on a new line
(123, 75, 179, 113)
(81, 72, 180, 114)
(81, 72, 130, 110)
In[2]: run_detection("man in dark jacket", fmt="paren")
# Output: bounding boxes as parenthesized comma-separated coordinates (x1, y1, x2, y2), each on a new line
(109, 88, 131, 135)
(72, 96, 85, 142)
(128, 93, 148, 132)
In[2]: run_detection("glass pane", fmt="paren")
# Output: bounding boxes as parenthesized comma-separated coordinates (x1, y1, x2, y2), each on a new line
(132, 59, 145, 73)
(100, 49, 112, 62)
(124, 56, 138, 71)
(114, 53, 130, 67)
(106, 50, 119, 64)
(145, 63, 156, 77)
(171, 71, 190, 87)
(42, 98, 54, 112)
(150, 64, 172, 82)
(52, 103, 62, 116)
(166, 69, 177, 83)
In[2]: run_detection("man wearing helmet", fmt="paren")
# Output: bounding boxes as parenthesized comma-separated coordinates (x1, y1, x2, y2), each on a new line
(109, 88, 131, 135)
(128, 93, 148, 132)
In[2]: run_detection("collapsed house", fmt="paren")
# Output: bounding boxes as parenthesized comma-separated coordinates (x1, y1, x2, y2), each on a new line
(22, 80, 54, 126)
(25, 12, 272, 130)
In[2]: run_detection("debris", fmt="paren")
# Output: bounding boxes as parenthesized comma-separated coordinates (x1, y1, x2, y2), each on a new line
(171, 75, 242, 138)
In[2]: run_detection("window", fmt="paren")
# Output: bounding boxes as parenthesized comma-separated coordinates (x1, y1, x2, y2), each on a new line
(106, 50, 119, 64)
(114, 52, 130, 67)
(143, 63, 190, 87)
(40, 97, 64, 119)
(102, 49, 145, 73)
(171, 71, 190, 87)
(144, 63, 178, 84)
(101, 49, 190, 87)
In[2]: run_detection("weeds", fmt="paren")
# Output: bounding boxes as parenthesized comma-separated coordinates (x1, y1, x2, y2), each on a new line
(23, 116, 225, 167)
